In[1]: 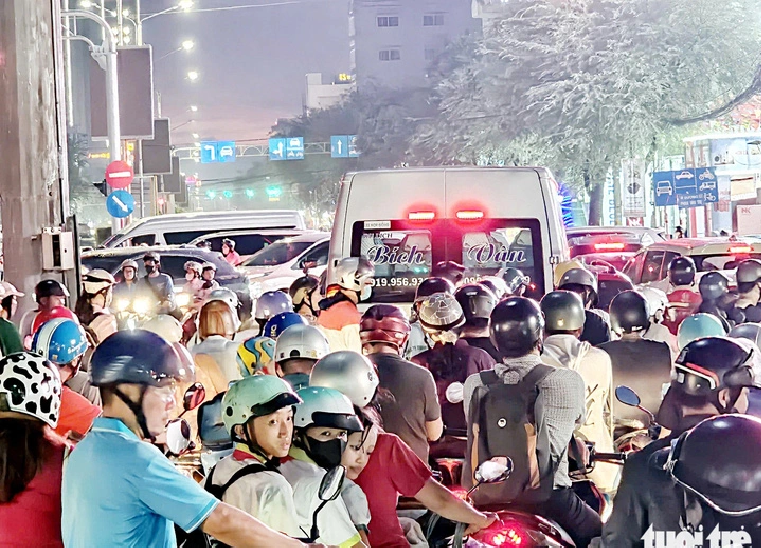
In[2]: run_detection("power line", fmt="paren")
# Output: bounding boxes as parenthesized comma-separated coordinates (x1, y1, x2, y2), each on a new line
(142, 0, 336, 17)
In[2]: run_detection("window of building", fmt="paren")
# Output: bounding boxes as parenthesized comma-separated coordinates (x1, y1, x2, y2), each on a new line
(379, 49, 401, 61)
(425, 48, 437, 61)
(377, 16, 399, 27)
(423, 14, 444, 26)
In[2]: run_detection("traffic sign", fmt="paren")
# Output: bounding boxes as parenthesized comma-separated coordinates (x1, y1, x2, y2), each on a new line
(331, 136, 349, 158)
(104, 160, 134, 189)
(653, 167, 718, 208)
(347, 135, 360, 157)
(106, 190, 134, 218)
(286, 137, 304, 160)
(269, 138, 286, 161)
(200, 141, 217, 163)
(217, 141, 236, 163)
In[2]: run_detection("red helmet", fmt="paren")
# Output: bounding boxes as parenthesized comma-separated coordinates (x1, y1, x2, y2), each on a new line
(32, 306, 79, 336)
(360, 304, 411, 349)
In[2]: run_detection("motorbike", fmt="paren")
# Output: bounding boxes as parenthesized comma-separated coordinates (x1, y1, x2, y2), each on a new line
(114, 295, 155, 331)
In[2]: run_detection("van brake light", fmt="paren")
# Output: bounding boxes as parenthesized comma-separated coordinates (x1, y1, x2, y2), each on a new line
(594, 242, 626, 251)
(455, 210, 484, 220)
(408, 211, 435, 221)
(730, 245, 752, 254)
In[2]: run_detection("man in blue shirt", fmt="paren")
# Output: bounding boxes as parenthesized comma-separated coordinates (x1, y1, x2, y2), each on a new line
(62, 330, 312, 548)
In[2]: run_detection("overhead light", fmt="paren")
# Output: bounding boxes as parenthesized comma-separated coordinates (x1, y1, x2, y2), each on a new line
(190, 105, 198, 112)
(80, 0, 94, 7)
(192, 133, 199, 139)
(187, 71, 199, 81)
(181, 40, 195, 51)
(179, 0, 194, 10)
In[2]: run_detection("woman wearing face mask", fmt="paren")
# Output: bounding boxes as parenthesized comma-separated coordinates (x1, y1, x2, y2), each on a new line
(279, 386, 366, 548)
(74, 270, 117, 344)
(182, 261, 203, 301)
(310, 352, 496, 548)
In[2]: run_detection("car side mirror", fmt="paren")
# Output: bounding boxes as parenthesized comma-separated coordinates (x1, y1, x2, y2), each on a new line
(615, 385, 641, 407)
(166, 418, 193, 456)
(474, 457, 513, 484)
(302, 260, 318, 274)
(318, 466, 346, 502)
(183, 383, 206, 413)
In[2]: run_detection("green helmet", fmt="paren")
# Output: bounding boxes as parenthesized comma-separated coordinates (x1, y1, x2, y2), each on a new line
(222, 375, 302, 435)
(677, 313, 726, 350)
(294, 386, 363, 432)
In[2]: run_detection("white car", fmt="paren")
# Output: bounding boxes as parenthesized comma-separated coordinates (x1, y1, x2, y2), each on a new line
(675, 171, 694, 180)
(239, 232, 330, 298)
(656, 180, 673, 196)
(219, 145, 234, 158)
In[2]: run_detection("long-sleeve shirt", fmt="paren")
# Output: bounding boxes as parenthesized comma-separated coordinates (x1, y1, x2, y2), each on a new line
(463, 354, 586, 489)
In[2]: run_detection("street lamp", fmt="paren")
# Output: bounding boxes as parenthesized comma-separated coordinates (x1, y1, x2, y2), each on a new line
(190, 105, 198, 112)
(192, 133, 199, 139)
(156, 40, 195, 61)
(187, 71, 199, 82)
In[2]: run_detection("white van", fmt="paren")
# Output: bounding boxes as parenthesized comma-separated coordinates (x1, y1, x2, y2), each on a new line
(100, 210, 306, 248)
(327, 167, 569, 307)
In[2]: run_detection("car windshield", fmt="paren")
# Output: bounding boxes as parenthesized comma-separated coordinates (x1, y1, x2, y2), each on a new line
(242, 240, 313, 266)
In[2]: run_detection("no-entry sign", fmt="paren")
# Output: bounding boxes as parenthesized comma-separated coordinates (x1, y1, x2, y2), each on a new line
(105, 160, 134, 189)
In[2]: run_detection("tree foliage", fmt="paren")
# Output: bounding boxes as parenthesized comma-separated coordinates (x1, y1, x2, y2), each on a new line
(418, 0, 761, 222)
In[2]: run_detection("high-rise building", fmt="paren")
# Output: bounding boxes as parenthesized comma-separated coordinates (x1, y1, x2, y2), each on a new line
(349, 0, 480, 91)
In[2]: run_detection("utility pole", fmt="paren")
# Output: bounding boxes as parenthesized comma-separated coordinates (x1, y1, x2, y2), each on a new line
(0, 0, 66, 319)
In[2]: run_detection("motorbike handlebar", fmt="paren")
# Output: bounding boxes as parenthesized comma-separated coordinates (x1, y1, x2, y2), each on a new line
(593, 451, 627, 463)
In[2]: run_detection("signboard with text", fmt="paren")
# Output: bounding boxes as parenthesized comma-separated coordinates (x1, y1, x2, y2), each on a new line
(653, 167, 718, 209)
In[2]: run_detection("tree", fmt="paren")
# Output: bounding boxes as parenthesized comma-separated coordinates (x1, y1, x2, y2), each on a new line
(419, 0, 761, 223)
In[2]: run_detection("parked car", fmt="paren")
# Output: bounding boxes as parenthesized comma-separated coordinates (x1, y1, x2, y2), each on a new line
(81, 246, 253, 318)
(238, 232, 330, 298)
(187, 229, 306, 262)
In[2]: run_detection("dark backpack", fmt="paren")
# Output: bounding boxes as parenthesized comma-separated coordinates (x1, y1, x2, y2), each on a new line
(463, 365, 556, 505)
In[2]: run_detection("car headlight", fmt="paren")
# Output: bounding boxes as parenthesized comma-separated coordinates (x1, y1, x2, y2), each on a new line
(133, 298, 151, 315)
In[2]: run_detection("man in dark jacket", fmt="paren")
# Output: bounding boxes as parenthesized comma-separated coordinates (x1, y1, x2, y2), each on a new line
(138, 252, 176, 315)
(602, 337, 759, 547)
(454, 283, 500, 361)
(556, 268, 611, 346)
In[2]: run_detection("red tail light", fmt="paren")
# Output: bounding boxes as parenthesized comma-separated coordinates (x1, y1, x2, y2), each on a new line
(594, 242, 626, 251)
(472, 519, 527, 546)
(408, 211, 435, 221)
(455, 210, 484, 220)
(730, 245, 752, 254)
(448, 486, 470, 500)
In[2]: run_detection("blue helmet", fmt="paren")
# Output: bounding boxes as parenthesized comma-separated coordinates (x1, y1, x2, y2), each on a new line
(32, 318, 88, 366)
(90, 330, 190, 386)
(263, 312, 308, 339)
(677, 313, 726, 350)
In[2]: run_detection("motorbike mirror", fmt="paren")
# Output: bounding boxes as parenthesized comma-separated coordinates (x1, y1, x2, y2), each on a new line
(183, 383, 206, 412)
(474, 456, 514, 484)
(318, 466, 346, 502)
(446, 382, 464, 404)
(166, 418, 192, 456)
(615, 385, 641, 407)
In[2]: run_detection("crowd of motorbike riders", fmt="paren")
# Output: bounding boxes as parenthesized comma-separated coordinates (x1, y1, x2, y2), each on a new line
(2, 247, 761, 548)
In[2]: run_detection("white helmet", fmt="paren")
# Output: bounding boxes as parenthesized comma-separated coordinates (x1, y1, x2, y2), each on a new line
(417, 292, 465, 332)
(0, 352, 62, 427)
(82, 269, 116, 295)
(254, 291, 292, 321)
(274, 324, 330, 362)
(331, 258, 375, 299)
(639, 286, 668, 321)
(310, 351, 379, 407)
(293, 386, 363, 432)
(142, 315, 184, 344)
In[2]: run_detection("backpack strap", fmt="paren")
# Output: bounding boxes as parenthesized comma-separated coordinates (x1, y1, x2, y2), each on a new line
(479, 369, 500, 385)
(519, 363, 555, 420)
(205, 462, 271, 500)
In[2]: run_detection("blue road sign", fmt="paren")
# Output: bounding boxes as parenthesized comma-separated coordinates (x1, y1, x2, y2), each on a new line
(286, 137, 304, 160)
(673, 169, 698, 195)
(200, 141, 217, 163)
(331, 136, 349, 158)
(216, 141, 236, 163)
(696, 167, 718, 202)
(347, 135, 360, 157)
(678, 194, 705, 209)
(106, 190, 134, 218)
(269, 138, 286, 161)
(653, 171, 677, 207)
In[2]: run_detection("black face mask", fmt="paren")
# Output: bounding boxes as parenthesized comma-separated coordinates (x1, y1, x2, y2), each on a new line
(145, 265, 157, 274)
(305, 436, 346, 469)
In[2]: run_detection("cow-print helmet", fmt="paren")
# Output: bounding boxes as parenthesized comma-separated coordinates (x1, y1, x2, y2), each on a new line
(0, 352, 62, 428)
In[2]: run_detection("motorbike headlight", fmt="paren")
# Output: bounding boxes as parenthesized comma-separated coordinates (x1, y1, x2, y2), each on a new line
(117, 299, 130, 312)
(176, 293, 191, 307)
(133, 298, 151, 315)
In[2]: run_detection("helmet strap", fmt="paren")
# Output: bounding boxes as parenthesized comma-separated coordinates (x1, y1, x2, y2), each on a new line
(240, 420, 271, 462)
(113, 385, 154, 442)
(715, 387, 742, 415)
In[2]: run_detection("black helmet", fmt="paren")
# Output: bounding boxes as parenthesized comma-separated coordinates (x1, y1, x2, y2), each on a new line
(557, 268, 598, 293)
(35, 279, 69, 301)
(736, 259, 761, 285)
(666, 414, 761, 515)
(143, 252, 160, 263)
(455, 284, 497, 323)
(609, 291, 650, 334)
(501, 267, 530, 295)
(668, 256, 697, 287)
(430, 261, 466, 286)
(90, 330, 188, 386)
(675, 337, 758, 397)
(489, 297, 544, 359)
(699, 272, 729, 301)
(540, 291, 586, 333)
(289, 275, 320, 307)
(415, 277, 455, 302)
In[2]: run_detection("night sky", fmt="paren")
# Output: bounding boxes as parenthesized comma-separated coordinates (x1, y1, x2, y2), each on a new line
(144, 0, 351, 145)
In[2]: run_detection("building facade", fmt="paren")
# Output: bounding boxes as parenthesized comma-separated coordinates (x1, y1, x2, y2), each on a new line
(349, 0, 480, 90)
